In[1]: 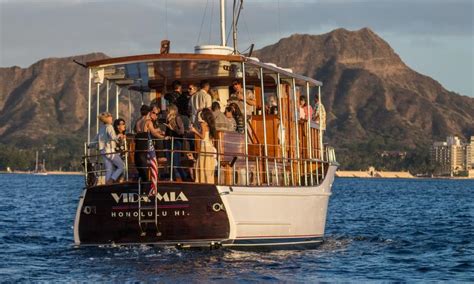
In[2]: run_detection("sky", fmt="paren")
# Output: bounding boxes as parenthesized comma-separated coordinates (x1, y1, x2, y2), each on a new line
(0, 0, 473, 97)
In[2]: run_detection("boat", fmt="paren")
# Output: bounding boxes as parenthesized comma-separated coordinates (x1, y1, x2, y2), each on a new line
(33, 151, 48, 176)
(74, 0, 338, 248)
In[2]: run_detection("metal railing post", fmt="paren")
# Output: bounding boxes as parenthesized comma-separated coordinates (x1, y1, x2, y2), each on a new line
(115, 85, 120, 119)
(242, 62, 249, 186)
(292, 78, 301, 186)
(170, 137, 175, 181)
(96, 82, 101, 134)
(318, 85, 324, 166)
(106, 80, 110, 112)
(306, 82, 314, 186)
(128, 89, 132, 133)
(259, 67, 270, 185)
(87, 69, 92, 145)
(84, 143, 88, 184)
(276, 73, 287, 185)
(124, 138, 129, 181)
(274, 158, 279, 185)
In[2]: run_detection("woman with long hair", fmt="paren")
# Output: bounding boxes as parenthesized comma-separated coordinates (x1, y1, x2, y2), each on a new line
(93, 112, 124, 184)
(165, 104, 187, 181)
(113, 118, 127, 161)
(190, 108, 217, 183)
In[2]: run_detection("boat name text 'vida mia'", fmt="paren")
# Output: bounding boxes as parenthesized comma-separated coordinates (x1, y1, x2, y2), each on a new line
(111, 192, 189, 203)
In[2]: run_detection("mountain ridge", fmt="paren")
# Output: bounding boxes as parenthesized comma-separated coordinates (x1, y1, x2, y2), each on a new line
(0, 28, 473, 170)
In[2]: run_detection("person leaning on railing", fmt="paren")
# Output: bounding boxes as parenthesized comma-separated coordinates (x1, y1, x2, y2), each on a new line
(92, 112, 125, 185)
(135, 105, 167, 182)
(113, 118, 127, 161)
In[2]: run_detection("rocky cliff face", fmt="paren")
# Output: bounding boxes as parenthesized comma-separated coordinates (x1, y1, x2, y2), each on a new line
(1, 28, 473, 169)
(254, 28, 474, 148)
(0, 53, 107, 146)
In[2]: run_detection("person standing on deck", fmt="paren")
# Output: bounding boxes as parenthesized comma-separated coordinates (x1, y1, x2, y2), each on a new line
(212, 102, 230, 131)
(312, 96, 326, 131)
(164, 80, 182, 107)
(190, 80, 212, 126)
(165, 104, 188, 181)
(228, 80, 256, 117)
(93, 112, 124, 185)
(176, 83, 194, 118)
(299, 95, 313, 120)
(190, 109, 217, 184)
(135, 105, 167, 181)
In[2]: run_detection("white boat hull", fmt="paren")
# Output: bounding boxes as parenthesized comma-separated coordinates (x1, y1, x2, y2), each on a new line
(219, 165, 336, 247)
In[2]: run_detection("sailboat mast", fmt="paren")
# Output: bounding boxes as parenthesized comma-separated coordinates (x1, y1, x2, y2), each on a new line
(35, 151, 39, 172)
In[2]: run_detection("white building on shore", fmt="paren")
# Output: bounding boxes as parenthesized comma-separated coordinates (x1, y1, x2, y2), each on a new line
(431, 136, 474, 176)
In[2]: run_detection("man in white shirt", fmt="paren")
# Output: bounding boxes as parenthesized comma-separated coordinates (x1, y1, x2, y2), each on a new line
(190, 80, 212, 125)
(228, 80, 256, 116)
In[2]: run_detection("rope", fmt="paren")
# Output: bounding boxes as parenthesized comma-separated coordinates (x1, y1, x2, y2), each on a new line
(196, 0, 210, 45)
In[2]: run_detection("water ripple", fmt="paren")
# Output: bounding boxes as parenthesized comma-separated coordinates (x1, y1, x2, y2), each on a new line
(0, 174, 473, 281)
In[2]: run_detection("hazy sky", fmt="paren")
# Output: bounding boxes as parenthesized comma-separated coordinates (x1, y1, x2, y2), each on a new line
(1, 0, 473, 97)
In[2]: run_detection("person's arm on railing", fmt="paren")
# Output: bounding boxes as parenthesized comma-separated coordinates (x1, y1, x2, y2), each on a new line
(189, 125, 203, 139)
(146, 120, 167, 139)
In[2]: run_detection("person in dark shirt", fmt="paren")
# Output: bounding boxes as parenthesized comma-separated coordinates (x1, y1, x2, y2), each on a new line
(176, 83, 195, 117)
(165, 104, 188, 181)
(164, 80, 182, 107)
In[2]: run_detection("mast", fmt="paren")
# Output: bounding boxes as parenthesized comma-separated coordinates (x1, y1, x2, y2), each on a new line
(220, 0, 226, 46)
(35, 151, 39, 172)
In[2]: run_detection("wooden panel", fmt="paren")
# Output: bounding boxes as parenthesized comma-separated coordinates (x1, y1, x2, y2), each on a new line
(79, 182, 230, 244)
(251, 114, 280, 157)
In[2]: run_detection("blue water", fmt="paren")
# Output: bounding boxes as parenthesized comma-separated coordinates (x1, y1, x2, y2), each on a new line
(0, 174, 472, 282)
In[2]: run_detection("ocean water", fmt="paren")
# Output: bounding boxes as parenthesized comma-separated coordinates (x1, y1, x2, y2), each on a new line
(0, 174, 472, 282)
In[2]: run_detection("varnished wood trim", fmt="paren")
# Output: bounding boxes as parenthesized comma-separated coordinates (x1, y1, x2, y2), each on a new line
(87, 53, 244, 67)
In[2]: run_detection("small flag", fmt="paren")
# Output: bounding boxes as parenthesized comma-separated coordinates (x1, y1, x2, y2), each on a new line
(147, 133, 158, 196)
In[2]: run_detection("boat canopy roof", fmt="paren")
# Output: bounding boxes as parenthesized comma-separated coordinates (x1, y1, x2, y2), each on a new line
(86, 53, 322, 92)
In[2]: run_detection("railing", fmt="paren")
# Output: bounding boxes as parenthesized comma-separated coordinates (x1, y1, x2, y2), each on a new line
(83, 136, 337, 188)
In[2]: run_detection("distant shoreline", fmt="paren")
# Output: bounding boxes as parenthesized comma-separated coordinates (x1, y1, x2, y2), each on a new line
(336, 171, 473, 179)
(0, 171, 83, 176)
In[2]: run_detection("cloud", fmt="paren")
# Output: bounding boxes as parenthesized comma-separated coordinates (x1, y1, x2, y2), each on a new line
(0, 0, 472, 96)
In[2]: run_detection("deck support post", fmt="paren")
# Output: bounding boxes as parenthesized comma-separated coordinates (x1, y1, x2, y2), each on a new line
(306, 82, 313, 185)
(276, 73, 287, 186)
(96, 82, 101, 134)
(242, 62, 250, 186)
(292, 78, 301, 186)
(87, 68, 92, 145)
(115, 85, 120, 119)
(106, 80, 110, 112)
(318, 85, 324, 180)
(128, 89, 132, 133)
(259, 67, 270, 185)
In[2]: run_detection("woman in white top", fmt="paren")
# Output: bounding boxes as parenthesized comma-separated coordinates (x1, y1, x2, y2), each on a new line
(93, 112, 124, 184)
